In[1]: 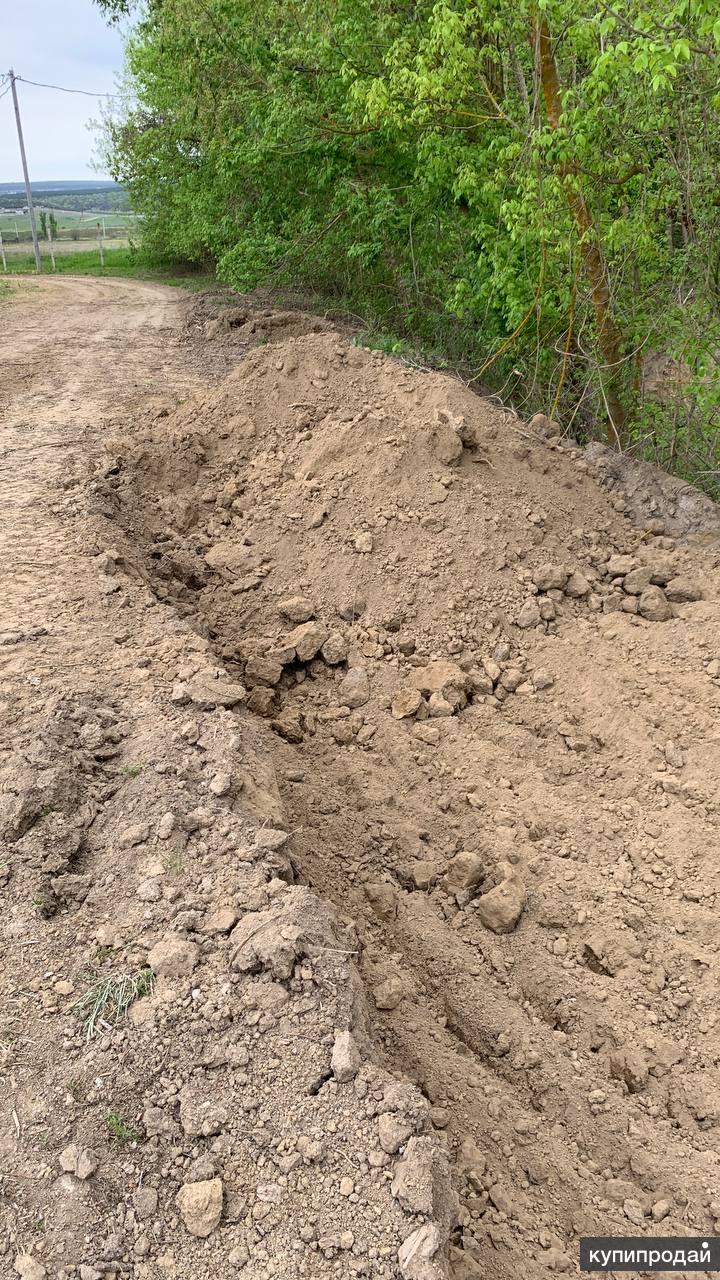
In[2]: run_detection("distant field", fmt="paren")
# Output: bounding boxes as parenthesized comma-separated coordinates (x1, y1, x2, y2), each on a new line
(2, 237, 132, 259)
(0, 210, 141, 241)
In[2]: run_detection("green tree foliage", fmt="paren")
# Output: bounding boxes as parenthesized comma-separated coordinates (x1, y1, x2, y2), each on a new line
(97, 0, 720, 491)
(39, 211, 48, 240)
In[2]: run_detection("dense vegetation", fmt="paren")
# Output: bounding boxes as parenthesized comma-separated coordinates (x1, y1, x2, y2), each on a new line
(96, 0, 720, 493)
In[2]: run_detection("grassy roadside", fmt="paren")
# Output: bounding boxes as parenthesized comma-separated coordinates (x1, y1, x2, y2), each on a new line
(1, 247, 215, 291)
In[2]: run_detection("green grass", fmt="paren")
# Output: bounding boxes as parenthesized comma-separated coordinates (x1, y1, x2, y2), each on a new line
(106, 1110, 140, 1144)
(74, 968, 155, 1041)
(0, 245, 216, 289)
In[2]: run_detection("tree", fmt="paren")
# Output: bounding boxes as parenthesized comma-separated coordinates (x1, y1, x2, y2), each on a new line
(94, 0, 720, 488)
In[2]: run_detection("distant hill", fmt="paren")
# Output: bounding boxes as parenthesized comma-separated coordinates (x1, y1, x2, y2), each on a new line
(0, 181, 130, 214)
(0, 180, 121, 195)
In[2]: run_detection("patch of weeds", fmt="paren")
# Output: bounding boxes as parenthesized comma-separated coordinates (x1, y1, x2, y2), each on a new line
(353, 330, 412, 356)
(121, 765, 143, 778)
(74, 968, 155, 1042)
(106, 1110, 140, 1144)
(94, 944, 116, 964)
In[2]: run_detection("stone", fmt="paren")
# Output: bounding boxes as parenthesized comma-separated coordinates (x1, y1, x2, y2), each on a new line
(285, 621, 328, 662)
(244, 656, 283, 687)
(445, 850, 485, 893)
(179, 1085, 229, 1137)
(228, 1241, 250, 1269)
(14, 1257, 46, 1280)
(176, 1178, 223, 1237)
(271, 714, 304, 743)
(147, 934, 199, 977)
(477, 863, 526, 934)
(638, 586, 672, 622)
(532, 669, 555, 690)
(134, 1187, 159, 1218)
(58, 1144, 99, 1180)
(391, 1137, 447, 1216)
(607, 554, 637, 577)
(186, 678, 246, 709)
(209, 772, 232, 796)
(158, 813, 176, 840)
(339, 667, 370, 708)
(202, 906, 239, 934)
(427, 691, 454, 717)
(517, 600, 541, 629)
(532, 564, 569, 592)
(278, 595, 315, 623)
(374, 975, 406, 1010)
(622, 566, 653, 595)
(564, 570, 591, 598)
(651, 1199, 671, 1222)
(321, 632, 348, 665)
(378, 1112, 413, 1155)
(411, 661, 468, 708)
(331, 1030, 362, 1083)
(247, 687, 276, 717)
(391, 687, 424, 720)
(398, 1224, 443, 1280)
(665, 576, 702, 603)
(354, 531, 374, 553)
(528, 412, 558, 438)
(410, 860, 440, 890)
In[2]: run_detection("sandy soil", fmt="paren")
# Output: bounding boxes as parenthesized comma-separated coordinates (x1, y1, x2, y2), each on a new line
(2, 277, 720, 1280)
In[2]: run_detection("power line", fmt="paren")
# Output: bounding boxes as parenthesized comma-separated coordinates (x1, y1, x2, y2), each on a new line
(15, 76, 123, 100)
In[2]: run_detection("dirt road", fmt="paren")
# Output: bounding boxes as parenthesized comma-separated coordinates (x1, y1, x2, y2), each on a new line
(2, 277, 720, 1280)
(1, 278, 192, 666)
(0, 278, 455, 1280)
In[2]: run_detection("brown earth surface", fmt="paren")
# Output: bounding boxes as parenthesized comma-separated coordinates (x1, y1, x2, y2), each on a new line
(2, 277, 720, 1280)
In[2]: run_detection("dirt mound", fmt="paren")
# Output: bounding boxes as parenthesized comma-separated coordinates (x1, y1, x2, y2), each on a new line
(98, 329, 720, 1277)
(183, 293, 337, 347)
(585, 441, 720, 542)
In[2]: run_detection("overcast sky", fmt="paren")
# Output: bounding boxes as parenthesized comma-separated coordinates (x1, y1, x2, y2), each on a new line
(1, 0, 126, 182)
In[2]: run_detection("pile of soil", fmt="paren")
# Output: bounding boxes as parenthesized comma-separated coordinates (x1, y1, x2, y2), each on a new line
(95, 327, 720, 1277)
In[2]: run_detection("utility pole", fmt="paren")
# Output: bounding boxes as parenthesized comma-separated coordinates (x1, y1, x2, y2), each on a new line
(8, 70, 41, 273)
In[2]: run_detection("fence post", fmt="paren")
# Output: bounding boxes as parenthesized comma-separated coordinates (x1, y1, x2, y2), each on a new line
(0, 231, 6, 272)
(47, 222, 56, 271)
(99, 234, 105, 269)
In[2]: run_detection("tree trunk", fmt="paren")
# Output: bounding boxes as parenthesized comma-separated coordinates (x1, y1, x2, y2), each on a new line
(534, 14, 627, 445)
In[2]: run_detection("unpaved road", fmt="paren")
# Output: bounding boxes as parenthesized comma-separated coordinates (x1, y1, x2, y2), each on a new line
(0, 278, 455, 1280)
(0, 276, 196, 675)
(3, 277, 720, 1280)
